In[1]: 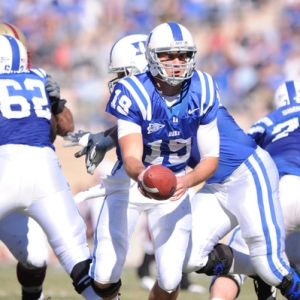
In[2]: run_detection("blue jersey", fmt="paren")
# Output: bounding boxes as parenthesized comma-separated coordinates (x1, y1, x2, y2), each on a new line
(0, 68, 53, 149)
(106, 70, 220, 173)
(188, 106, 257, 183)
(248, 104, 300, 178)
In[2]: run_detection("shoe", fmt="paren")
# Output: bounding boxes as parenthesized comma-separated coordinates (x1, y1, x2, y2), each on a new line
(139, 276, 155, 291)
(253, 276, 276, 300)
(38, 294, 51, 300)
(187, 284, 206, 294)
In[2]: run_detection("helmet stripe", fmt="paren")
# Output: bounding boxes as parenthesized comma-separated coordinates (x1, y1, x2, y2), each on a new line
(286, 81, 296, 105)
(4, 35, 20, 71)
(167, 22, 183, 41)
(4, 23, 20, 40)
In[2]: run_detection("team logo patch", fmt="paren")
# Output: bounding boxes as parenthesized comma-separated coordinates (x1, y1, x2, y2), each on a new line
(147, 123, 165, 134)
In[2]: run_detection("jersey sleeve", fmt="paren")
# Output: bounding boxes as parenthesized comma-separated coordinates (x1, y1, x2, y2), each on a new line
(105, 79, 144, 126)
(198, 74, 220, 125)
(247, 117, 270, 146)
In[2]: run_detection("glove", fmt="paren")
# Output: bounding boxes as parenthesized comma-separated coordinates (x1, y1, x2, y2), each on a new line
(63, 131, 105, 158)
(86, 135, 115, 175)
(46, 74, 67, 115)
(46, 74, 60, 103)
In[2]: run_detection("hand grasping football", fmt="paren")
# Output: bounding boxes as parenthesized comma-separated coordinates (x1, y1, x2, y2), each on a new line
(141, 165, 177, 200)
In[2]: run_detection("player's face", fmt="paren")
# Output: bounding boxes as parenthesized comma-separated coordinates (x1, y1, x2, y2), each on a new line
(157, 52, 189, 77)
(117, 72, 126, 79)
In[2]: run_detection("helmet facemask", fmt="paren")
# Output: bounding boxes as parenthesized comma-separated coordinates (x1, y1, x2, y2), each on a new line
(147, 49, 196, 86)
(107, 64, 141, 93)
(145, 22, 197, 86)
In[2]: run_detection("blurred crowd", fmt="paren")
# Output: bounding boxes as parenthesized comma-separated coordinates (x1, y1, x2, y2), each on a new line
(1, 0, 300, 131)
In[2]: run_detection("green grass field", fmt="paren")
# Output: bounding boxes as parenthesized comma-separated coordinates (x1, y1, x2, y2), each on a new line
(0, 263, 286, 300)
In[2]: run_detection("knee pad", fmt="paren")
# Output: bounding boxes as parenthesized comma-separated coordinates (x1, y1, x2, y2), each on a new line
(70, 259, 92, 294)
(196, 243, 233, 276)
(17, 262, 47, 287)
(210, 274, 242, 299)
(90, 278, 122, 298)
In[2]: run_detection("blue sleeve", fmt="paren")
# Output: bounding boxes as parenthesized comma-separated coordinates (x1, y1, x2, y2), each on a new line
(105, 79, 144, 126)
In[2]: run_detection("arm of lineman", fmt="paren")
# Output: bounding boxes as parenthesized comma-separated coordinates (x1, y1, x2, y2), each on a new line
(172, 119, 220, 201)
(63, 126, 117, 173)
(46, 74, 74, 142)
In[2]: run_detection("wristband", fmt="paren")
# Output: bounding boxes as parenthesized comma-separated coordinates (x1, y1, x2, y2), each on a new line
(52, 99, 67, 115)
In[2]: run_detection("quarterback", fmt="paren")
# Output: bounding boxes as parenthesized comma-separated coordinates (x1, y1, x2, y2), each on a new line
(67, 23, 220, 300)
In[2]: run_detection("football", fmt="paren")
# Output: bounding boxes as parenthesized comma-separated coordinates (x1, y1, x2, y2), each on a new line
(141, 165, 177, 200)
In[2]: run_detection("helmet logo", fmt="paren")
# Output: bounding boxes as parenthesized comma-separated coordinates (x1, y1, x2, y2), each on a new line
(132, 41, 146, 55)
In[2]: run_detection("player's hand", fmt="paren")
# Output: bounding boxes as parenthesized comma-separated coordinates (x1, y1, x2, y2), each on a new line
(85, 135, 115, 175)
(170, 176, 188, 201)
(137, 168, 152, 199)
(63, 130, 93, 147)
(138, 181, 152, 199)
(63, 131, 106, 158)
(46, 74, 60, 103)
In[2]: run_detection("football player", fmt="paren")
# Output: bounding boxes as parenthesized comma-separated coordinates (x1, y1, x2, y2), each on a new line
(208, 80, 300, 300)
(0, 35, 99, 300)
(65, 32, 206, 296)
(68, 22, 220, 300)
(181, 84, 300, 300)
(0, 22, 74, 300)
(67, 26, 300, 300)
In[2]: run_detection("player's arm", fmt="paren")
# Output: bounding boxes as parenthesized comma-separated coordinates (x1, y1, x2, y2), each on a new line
(54, 106, 74, 137)
(63, 125, 117, 175)
(187, 118, 219, 185)
(174, 119, 219, 199)
(247, 116, 272, 145)
(117, 119, 145, 182)
(50, 114, 58, 143)
(46, 74, 75, 141)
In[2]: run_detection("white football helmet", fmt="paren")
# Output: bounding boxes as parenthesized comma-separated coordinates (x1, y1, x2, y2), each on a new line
(274, 80, 300, 109)
(108, 34, 148, 93)
(0, 23, 31, 69)
(0, 35, 28, 74)
(145, 22, 197, 86)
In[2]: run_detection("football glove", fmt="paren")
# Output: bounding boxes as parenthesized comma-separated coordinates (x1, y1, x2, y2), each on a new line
(46, 74, 60, 102)
(63, 131, 105, 158)
(46, 74, 67, 115)
(86, 135, 115, 175)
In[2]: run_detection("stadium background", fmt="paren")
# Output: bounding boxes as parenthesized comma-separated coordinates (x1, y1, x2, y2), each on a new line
(0, 1, 298, 298)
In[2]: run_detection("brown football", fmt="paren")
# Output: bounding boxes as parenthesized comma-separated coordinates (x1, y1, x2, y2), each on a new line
(142, 165, 177, 200)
